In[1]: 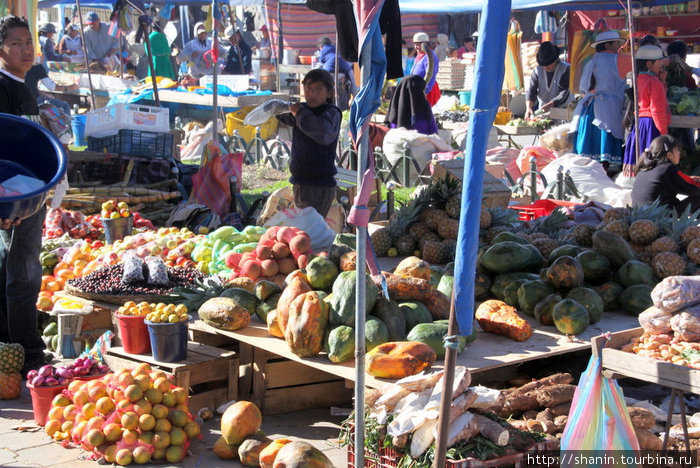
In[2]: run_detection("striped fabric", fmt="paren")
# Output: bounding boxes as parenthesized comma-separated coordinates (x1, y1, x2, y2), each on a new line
(263, 1, 438, 58)
(534, 10, 558, 34)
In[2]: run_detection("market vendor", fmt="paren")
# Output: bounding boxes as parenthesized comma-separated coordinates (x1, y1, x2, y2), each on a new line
(632, 135, 700, 213)
(315, 36, 356, 111)
(146, 20, 176, 81)
(57, 24, 85, 64)
(224, 26, 252, 75)
(410, 32, 440, 106)
(177, 22, 225, 79)
(83, 12, 119, 72)
(0, 15, 52, 375)
(384, 74, 438, 135)
(38, 23, 65, 65)
(453, 37, 475, 58)
(524, 41, 570, 119)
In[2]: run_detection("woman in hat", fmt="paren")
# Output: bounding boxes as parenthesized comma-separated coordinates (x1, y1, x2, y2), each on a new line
(57, 24, 84, 64)
(570, 30, 626, 173)
(410, 32, 440, 106)
(622, 44, 670, 177)
(38, 23, 65, 65)
(224, 27, 252, 75)
(384, 75, 438, 135)
(525, 41, 571, 119)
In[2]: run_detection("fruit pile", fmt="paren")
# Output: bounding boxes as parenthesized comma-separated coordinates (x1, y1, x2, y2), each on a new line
(67, 264, 205, 296)
(27, 358, 109, 387)
(100, 200, 131, 219)
(0, 342, 24, 400)
(116, 301, 190, 324)
(42, 321, 59, 352)
(214, 400, 332, 467)
(43, 208, 102, 240)
(44, 364, 200, 465)
(191, 225, 266, 275)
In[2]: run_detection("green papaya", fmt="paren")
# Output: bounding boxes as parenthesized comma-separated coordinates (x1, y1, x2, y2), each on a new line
(43, 322, 58, 336)
(503, 280, 528, 308)
(619, 284, 653, 316)
(306, 256, 339, 291)
(437, 275, 454, 300)
(434, 319, 478, 346)
(481, 241, 544, 274)
(365, 317, 390, 351)
(443, 262, 455, 276)
(615, 260, 656, 288)
(548, 244, 584, 263)
(566, 287, 604, 324)
(546, 256, 584, 292)
(592, 230, 637, 269)
(219, 287, 258, 315)
(474, 271, 493, 300)
(255, 292, 281, 323)
(254, 280, 282, 301)
(576, 250, 612, 284)
(491, 272, 539, 300)
(517, 280, 554, 316)
(491, 232, 530, 245)
(534, 294, 562, 326)
(407, 322, 467, 359)
(329, 271, 379, 327)
(326, 326, 355, 363)
(51, 334, 59, 351)
(371, 296, 406, 341)
(552, 298, 590, 335)
(399, 301, 433, 331)
(593, 281, 625, 311)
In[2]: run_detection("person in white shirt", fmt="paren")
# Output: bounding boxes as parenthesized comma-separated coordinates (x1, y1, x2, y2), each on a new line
(177, 22, 225, 79)
(82, 12, 118, 71)
(57, 24, 85, 64)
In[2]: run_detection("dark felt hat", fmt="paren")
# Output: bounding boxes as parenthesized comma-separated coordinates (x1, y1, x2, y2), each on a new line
(536, 41, 559, 66)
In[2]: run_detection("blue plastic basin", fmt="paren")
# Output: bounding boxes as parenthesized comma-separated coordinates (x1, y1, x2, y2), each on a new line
(0, 113, 67, 220)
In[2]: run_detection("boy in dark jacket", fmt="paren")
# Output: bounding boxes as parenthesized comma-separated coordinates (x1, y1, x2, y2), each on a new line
(276, 69, 341, 218)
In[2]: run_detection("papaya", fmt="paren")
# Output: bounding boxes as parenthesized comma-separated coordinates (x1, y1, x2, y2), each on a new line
(576, 250, 612, 284)
(619, 284, 653, 316)
(491, 272, 539, 300)
(503, 279, 528, 308)
(276, 276, 312, 332)
(406, 322, 467, 359)
(437, 274, 454, 300)
(284, 292, 330, 357)
(199, 297, 251, 331)
(474, 272, 493, 300)
(227, 277, 255, 293)
(371, 297, 406, 341)
(221, 401, 262, 445)
(434, 319, 478, 345)
(365, 341, 437, 379)
(328, 243, 352, 268)
(329, 271, 378, 327)
(326, 325, 355, 363)
(254, 280, 282, 301)
(566, 287, 604, 324)
(255, 292, 281, 323)
(238, 436, 272, 467)
(220, 288, 258, 315)
(593, 281, 625, 311)
(546, 256, 584, 292)
(534, 293, 562, 326)
(421, 288, 451, 320)
(549, 244, 584, 263)
(394, 256, 432, 281)
(305, 256, 339, 291)
(517, 280, 554, 316)
(592, 230, 637, 269)
(365, 317, 390, 351)
(399, 301, 433, 331)
(552, 298, 590, 335)
(615, 260, 656, 288)
(272, 441, 333, 468)
(491, 232, 530, 245)
(480, 241, 544, 274)
(259, 438, 292, 468)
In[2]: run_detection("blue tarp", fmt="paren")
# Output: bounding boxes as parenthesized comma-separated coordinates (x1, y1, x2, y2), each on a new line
(399, 0, 688, 13)
(37, 0, 213, 7)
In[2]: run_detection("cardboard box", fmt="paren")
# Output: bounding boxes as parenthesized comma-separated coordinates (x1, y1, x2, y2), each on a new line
(431, 159, 511, 208)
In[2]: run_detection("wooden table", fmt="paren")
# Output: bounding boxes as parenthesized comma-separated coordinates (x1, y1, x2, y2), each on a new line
(494, 124, 541, 148)
(549, 107, 700, 130)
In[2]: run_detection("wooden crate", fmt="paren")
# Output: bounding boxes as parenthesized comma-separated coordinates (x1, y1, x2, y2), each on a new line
(103, 342, 238, 414)
(592, 328, 700, 393)
(190, 324, 353, 415)
(432, 160, 511, 209)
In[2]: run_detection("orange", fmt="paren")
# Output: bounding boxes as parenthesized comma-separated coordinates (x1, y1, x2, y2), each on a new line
(44, 419, 62, 437)
(133, 399, 152, 416)
(171, 387, 187, 405)
(103, 423, 122, 442)
(72, 390, 89, 407)
(152, 430, 170, 450)
(47, 406, 65, 421)
(95, 396, 114, 415)
(124, 384, 143, 403)
(120, 411, 139, 431)
(103, 444, 118, 463)
(85, 428, 104, 448)
(121, 428, 139, 445)
(133, 374, 151, 392)
(138, 414, 155, 432)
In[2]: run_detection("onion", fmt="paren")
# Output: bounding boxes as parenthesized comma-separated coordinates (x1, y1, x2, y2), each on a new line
(75, 366, 90, 376)
(83, 358, 95, 369)
(38, 365, 54, 378)
(26, 370, 38, 380)
(57, 377, 67, 385)
(30, 376, 45, 386)
(55, 368, 74, 379)
(44, 377, 59, 387)
(97, 365, 110, 374)
(74, 358, 85, 367)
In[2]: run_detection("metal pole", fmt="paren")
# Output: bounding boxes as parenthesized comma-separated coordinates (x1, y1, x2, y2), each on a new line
(334, 31, 339, 107)
(119, 35, 124, 79)
(212, 24, 219, 145)
(626, 1, 640, 173)
(354, 22, 372, 468)
(74, 0, 96, 109)
(276, 1, 283, 93)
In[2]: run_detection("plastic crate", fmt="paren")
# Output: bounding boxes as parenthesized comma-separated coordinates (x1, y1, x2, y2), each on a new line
(87, 129, 174, 159)
(225, 107, 279, 142)
(200, 74, 250, 92)
(509, 199, 582, 221)
(85, 103, 169, 138)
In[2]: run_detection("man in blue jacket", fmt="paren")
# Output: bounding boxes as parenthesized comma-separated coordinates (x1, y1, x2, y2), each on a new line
(315, 36, 356, 110)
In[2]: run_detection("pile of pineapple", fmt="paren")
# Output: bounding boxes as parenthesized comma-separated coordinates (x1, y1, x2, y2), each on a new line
(0, 343, 25, 400)
(572, 203, 700, 278)
(370, 176, 517, 264)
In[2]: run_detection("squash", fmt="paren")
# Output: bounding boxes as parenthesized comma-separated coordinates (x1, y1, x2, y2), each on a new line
(475, 300, 532, 342)
(276, 276, 312, 333)
(421, 288, 450, 320)
(221, 401, 262, 445)
(220, 287, 258, 315)
(273, 441, 334, 468)
(266, 310, 284, 338)
(371, 296, 406, 341)
(394, 256, 432, 281)
(238, 436, 272, 467)
(305, 256, 339, 291)
(259, 438, 293, 468)
(326, 325, 355, 363)
(329, 270, 378, 327)
(199, 297, 251, 331)
(284, 291, 330, 357)
(365, 341, 436, 379)
(380, 272, 433, 301)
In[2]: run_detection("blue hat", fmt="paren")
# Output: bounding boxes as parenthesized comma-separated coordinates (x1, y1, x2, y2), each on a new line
(86, 12, 100, 24)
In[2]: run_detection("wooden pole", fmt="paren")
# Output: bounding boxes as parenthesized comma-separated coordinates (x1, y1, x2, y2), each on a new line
(74, 0, 96, 109)
(141, 20, 161, 107)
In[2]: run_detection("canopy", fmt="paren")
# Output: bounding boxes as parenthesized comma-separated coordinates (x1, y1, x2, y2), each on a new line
(399, 0, 688, 13)
(37, 0, 213, 7)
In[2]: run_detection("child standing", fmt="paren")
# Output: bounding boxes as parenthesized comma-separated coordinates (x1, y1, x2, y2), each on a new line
(623, 44, 670, 177)
(0, 15, 51, 375)
(276, 69, 341, 218)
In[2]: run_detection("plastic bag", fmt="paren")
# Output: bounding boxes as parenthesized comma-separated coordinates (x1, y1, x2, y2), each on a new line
(263, 206, 335, 252)
(244, 99, 290, 126)
(189, 143, 244, 217)
(651, 276, 700, 313)
(560, 351, 640, 461)
(670, 307, 700, 342)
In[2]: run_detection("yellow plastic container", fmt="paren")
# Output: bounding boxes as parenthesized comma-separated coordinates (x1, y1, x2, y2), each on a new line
(225, 107, 279, 142)
(494, 111, 512, 125)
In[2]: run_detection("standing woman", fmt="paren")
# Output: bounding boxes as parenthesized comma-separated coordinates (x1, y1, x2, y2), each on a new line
(57, 24, 84, 64)
(146, 21, 175, 81)
(570, 30, 626, 173)
(622, 45, 670, 177)
(410, 32, 440, 106)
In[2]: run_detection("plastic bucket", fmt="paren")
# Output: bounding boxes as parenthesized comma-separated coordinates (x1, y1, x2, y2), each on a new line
(116, 314, 151, 354)
(146, 320, 188, 362)
(71, 114, 87, 146)
(458, 91, 472, 106)
(27, 383, 69, 426)
(101, 216, 133, 244)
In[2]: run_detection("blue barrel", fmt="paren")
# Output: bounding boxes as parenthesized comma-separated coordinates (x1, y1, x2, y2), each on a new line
(0, 113, 67, 220)
(459, 91, 472, 106)
(71, 114, 87, 147)
(146, 320, 188, 362)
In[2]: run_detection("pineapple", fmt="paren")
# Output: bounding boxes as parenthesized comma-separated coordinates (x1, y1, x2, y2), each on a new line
(438, 239, 457, 263)
(480, 207, 492, 229)
(652, 252, 686, 278)
(488, 207, 519, 227)
(0, 371, 21, 400)
(602, 207, 629, 224)
(370, 197, 423, 256)
(0, 343, 24, 374)
(408, 222, 431, 241)
(603, 220, 629, 240)
(429, 174, 461, 210)
(395, 234, 417, 257)
(437, 217, 460, 240)
(445, 195, 461, 219)
(650, 236, 679, 255)
(425, 209, 449, 231)
(417, 231, 441, 251)
(628, 220, 659, 245)
(681, 226, 700, 247)
(486, 225, 511, 243)
(687, 238, 700, 264)
(573, 223, 595, 247)
(422, 240, 443, 264)
(532, 237, 558, 259)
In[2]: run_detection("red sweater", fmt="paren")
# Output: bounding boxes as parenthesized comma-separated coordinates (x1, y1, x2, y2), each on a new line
(637, 72, 670, 134)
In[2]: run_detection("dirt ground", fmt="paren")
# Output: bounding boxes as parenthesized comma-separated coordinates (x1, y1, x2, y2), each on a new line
(240, 163, 289, 190)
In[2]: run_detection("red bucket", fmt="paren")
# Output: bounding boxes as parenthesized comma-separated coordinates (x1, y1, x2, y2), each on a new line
(27, 383, 69, 426)
(116, 314, 151, 354)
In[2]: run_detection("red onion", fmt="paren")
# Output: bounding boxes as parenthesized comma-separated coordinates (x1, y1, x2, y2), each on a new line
(26, 370, 38, 380)
(30, 376, 45, 386)
(97, 365, 109, 374)
(38, 365, 54, 378)
(44, 377, 59, 387)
